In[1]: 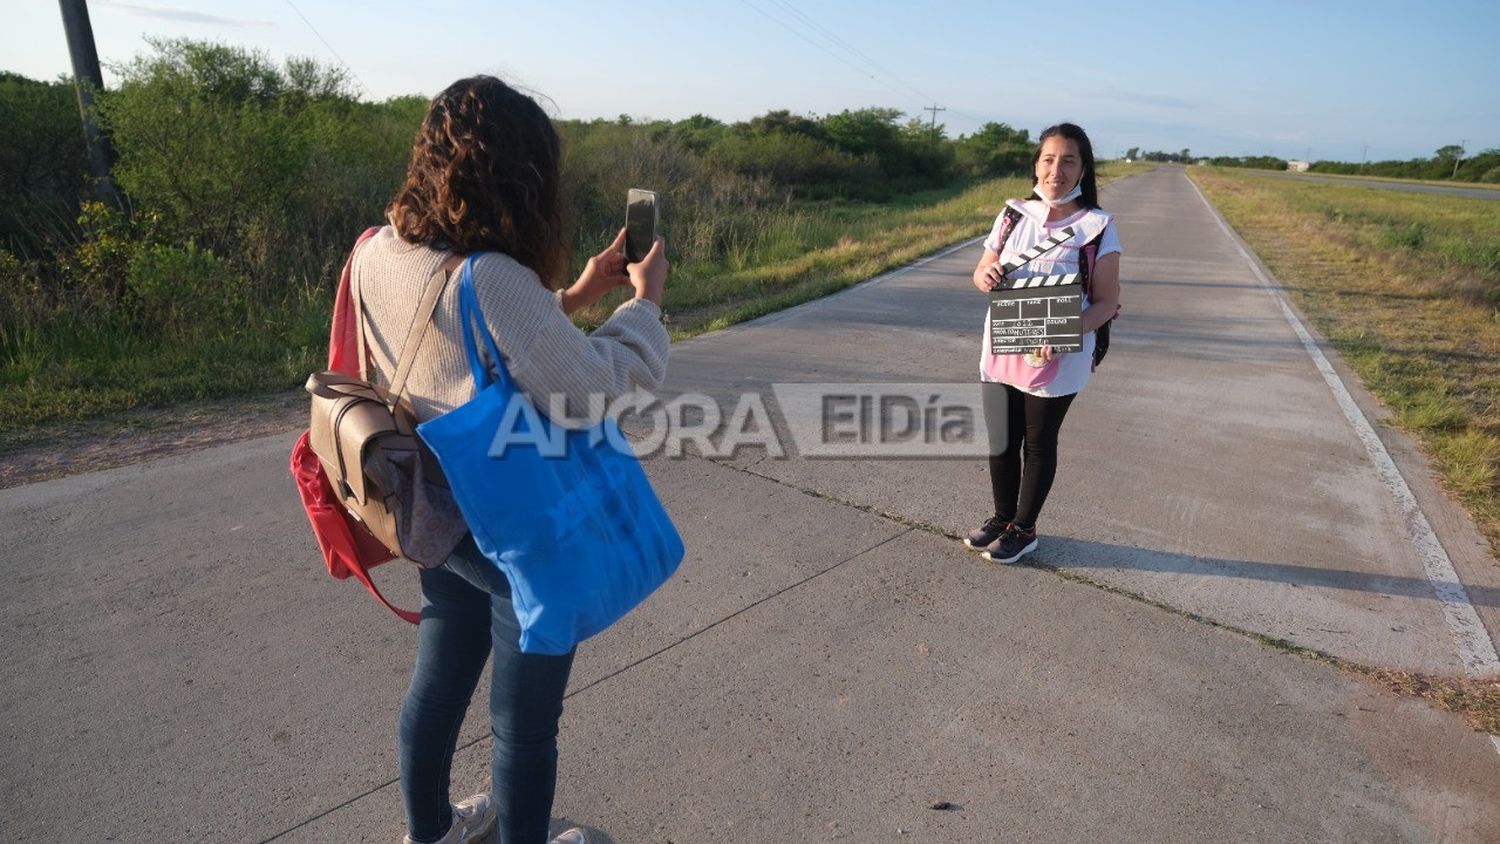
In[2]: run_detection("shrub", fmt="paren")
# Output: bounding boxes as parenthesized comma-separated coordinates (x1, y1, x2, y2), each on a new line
(124, 241, 246, 334)
(0, 249, 43, 346)
(94, 38, 410, 292)
(0, 72, 89, 259)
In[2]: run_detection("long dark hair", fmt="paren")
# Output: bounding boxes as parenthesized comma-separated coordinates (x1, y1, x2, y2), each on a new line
(1032, 122, 1100, 209)
(387, 75, 569, 288)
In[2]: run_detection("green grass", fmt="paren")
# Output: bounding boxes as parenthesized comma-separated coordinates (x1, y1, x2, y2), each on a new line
(1191, 167, 1500, 563)
(0, 292, 328, 431)
(1252, 175, 1500, 287)
(1, 163, 1146, 435)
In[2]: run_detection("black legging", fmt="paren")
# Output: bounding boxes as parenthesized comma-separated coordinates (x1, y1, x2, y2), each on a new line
(983, 382, 1076, 530)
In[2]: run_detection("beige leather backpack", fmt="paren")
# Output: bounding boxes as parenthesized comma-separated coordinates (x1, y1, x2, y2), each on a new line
(305, 256, 469, 568)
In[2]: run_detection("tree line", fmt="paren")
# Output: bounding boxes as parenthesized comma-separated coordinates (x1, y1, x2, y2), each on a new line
(0, 39, 1046, 369)
(1119, 143, 1498, 181)
(1310, 146, 1500, 183)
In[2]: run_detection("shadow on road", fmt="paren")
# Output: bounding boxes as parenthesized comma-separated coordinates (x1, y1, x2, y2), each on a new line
(1033, 535, 1500, 608)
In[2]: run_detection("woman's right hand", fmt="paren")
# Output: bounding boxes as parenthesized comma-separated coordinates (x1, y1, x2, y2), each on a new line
(972, 261, 1003, 292)
(627, 236, 668, 306)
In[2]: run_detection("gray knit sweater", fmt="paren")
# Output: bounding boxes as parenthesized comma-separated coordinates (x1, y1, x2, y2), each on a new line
(352, 226, 669, 425)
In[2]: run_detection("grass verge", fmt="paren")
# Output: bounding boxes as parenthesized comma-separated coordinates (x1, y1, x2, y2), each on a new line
(1189, 167, 1500, 564)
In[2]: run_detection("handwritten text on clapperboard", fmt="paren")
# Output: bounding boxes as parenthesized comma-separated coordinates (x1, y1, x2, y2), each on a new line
(989, 281, 1083, 354)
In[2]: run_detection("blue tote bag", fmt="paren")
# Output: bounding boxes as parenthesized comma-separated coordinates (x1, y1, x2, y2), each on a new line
(416, 257, 684, 655)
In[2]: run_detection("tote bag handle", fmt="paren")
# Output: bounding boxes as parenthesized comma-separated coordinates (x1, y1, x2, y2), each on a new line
(455, 257, 515, 392)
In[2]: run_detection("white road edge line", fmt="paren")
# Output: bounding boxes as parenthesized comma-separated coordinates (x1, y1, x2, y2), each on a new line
(1184, 173, 1500, 751)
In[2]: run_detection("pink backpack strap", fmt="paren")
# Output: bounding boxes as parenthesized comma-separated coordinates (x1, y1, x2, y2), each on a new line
(994, 206, 1023, 255)
(1080, 241, 1099, 296)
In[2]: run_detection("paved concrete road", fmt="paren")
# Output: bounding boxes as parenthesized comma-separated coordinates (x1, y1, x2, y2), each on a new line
(1235, 168, 1500, 200)
(3, 167, 1499, 843)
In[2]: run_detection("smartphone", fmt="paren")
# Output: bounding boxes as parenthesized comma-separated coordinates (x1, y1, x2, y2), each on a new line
(624, 188, 659, 263)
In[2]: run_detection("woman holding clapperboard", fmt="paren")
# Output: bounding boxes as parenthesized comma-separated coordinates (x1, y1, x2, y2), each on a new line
(964, 123, 1122, 564)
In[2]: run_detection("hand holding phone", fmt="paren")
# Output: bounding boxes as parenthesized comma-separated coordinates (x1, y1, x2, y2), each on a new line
(624, 188, 659, 263)
(626, 236, 668, 306)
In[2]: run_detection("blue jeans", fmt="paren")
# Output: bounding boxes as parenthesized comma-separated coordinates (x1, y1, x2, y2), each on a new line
(398, 536, 576, 844)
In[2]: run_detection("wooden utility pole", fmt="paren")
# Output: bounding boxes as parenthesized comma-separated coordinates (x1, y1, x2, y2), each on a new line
(58, 0, 121, 206)
(924, 103, 946, 142)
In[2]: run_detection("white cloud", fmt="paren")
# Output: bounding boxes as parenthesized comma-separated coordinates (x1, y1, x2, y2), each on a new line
(97, 2, 275, 29)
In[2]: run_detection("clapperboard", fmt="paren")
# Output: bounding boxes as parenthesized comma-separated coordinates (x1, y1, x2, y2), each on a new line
(989, 225, 1084, 355)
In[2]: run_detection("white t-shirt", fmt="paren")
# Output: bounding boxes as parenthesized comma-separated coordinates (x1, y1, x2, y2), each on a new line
(980, 200, 1123, 397)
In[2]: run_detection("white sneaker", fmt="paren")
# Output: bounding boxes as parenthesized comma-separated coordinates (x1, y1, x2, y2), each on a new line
(550, 828, 589, 844)
(403, 793, 497, 844)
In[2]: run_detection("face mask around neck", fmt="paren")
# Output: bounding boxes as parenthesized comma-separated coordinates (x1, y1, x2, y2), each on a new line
(1034, 177, 1083, 208)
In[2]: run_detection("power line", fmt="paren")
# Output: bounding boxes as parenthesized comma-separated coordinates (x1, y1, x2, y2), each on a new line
(944, 107, 998, 129)
(283, 0, 368, 97)
(738, 0, 928, 115)
(737, 0, 879, 85)
(764, 0, 935, 105)
(747, 2, 1004, 135)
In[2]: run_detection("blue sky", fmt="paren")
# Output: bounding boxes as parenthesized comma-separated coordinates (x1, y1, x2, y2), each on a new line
(6, 0, 1497, 162)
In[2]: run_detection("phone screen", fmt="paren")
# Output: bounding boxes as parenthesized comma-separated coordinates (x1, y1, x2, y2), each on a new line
(625, 189, 658, 263)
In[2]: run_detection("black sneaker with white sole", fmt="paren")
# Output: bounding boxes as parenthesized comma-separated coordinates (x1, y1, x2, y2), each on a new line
(963, 515, 1010, 551)
(982, 524, 1038, 564)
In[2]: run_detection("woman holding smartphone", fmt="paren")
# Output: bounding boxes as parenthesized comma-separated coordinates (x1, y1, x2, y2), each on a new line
(963, 123, 1122, 565)
(353, 75, 669, 844)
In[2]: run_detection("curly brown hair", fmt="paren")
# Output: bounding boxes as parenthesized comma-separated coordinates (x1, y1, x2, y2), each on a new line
(387, 76, 569, 287)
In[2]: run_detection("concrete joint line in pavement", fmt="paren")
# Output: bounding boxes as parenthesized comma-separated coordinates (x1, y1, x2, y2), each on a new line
(1184, 175, 1500, 734)
(563, 526, 915, 702)
(252, 524, 914, 844)
(720, 430, 1500, 755)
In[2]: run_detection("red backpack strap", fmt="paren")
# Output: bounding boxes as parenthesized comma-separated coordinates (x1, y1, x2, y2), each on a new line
(328, 226, 384, 372)
(345, 550, 422, 624)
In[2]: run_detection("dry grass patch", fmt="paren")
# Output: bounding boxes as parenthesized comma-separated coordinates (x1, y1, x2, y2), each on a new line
(1362, 669, 1500, 736)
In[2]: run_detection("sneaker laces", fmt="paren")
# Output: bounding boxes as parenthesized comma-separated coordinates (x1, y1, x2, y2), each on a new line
(982, 515, 1008, 532)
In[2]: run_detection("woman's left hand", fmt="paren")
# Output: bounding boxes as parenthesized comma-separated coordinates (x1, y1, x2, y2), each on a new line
(1034, 344, 1056, 362)
(562, 229, 631, 314)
